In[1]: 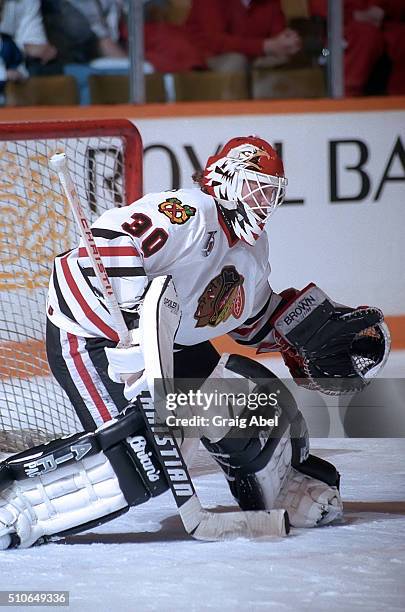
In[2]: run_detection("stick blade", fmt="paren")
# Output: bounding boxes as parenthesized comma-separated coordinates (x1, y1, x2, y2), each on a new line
(192, 509, 290, 541)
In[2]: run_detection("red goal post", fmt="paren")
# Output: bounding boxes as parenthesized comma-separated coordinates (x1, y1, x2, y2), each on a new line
(0, 119, 143, 453)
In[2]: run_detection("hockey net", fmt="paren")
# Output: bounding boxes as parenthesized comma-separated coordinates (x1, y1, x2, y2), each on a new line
(0, 119, 142, 454)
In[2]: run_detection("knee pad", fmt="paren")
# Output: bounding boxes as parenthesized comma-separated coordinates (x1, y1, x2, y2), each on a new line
(6, 406, 168, 505)
(201, 354, 309, 510)
(226, 354, 310, 465)
(202, 354, 309, 465)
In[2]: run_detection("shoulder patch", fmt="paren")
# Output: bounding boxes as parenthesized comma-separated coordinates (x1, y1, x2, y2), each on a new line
(158, 198, 196, 225)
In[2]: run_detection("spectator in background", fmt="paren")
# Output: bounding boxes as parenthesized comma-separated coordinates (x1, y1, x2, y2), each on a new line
(42, 0, 173, 103)
(0, 0, 57, 75)
(62, 0, 127, 62)
(41, 0, 137, 104)
(120, 0, 207, 74)
(184, 0, 302, 72)
(42, 0, 127, 66)
(0, 33, 26, 104)
(42, 0, 170, 66)
(310, 0, 405, 96)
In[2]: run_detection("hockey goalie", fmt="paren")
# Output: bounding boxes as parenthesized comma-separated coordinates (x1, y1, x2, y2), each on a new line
(0, 136, 390, 548)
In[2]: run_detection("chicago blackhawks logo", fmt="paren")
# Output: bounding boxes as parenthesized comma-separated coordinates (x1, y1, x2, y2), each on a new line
(194, 266, 245, 328)
(158, 198, 196, 225)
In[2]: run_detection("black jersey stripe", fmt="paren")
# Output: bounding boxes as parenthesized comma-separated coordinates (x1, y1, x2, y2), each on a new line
(80, 266, 146, 278)
(55, 248, 74, 259)
(242, 293, 272, 327)
(236, 318, 274, 345)
(52, 265, 76, 322)
(78, 266, 110, 313)
(122, 310, 140, 330)
(91, 228, 128, 240)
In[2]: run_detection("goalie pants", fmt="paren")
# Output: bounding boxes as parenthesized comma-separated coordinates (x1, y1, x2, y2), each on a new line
(46, 319, 221, 432)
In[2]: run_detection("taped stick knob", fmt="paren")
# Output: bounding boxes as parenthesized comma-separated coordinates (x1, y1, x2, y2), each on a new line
(49, 152, 68, 171)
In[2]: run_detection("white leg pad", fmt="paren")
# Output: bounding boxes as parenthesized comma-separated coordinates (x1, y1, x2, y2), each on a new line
(0, 452, 127, 549)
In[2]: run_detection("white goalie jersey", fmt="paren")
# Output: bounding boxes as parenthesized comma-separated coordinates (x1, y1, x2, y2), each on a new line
(47, 187, 282, 348)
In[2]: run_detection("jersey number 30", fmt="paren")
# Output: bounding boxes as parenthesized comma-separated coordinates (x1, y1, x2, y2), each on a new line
(122, 213, 168, 257)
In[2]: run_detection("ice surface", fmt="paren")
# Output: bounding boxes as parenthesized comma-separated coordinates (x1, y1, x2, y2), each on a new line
(0, 354, 404, 612)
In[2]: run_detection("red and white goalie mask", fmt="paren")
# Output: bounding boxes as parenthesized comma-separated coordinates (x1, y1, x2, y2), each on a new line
(202, 136, 288, 245)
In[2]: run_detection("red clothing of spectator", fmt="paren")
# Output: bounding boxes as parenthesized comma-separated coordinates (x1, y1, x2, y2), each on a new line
(144, 22, 206, 72)
(185, 0, 286, 61)
(379, 0, 405, 95)
(310, 0, 405, 96)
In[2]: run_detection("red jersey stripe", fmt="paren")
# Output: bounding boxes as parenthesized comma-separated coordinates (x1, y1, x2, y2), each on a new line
(61, 253, 120, 342)
(232, 319, 262, 337)
(78, 246, 139, 258)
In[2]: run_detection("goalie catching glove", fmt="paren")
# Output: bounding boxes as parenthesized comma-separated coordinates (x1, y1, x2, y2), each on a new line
(258, 283, 390, 395)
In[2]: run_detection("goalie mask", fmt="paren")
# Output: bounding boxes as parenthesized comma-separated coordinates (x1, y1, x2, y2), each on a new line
(202, 136, 288, 245)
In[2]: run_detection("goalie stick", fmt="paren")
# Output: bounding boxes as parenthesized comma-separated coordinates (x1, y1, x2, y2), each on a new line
(49, 152, 289, 540)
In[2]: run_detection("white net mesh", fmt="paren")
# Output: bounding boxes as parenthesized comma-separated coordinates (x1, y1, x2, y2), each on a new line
(0, 120, 141, 452)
